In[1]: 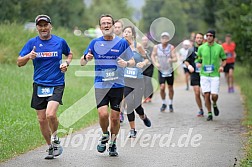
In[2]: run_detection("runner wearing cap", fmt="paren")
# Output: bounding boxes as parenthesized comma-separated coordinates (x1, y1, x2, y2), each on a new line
(195, 30, 226, 121)
(179, 39, 191, 90)
(151, 32, 177, 112)
(17, 14, 73, 159)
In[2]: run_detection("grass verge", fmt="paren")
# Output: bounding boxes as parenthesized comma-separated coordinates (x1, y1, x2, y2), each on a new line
(234, 64, 252, 166)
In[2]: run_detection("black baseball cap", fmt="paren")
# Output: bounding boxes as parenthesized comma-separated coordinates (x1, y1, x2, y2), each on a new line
(206, 30, 215, 38)
(35, 15, 51, 25)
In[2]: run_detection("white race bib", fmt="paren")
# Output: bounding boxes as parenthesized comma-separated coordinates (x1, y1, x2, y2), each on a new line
(37, 86, 54, 97)
(124, 67, 138, 78)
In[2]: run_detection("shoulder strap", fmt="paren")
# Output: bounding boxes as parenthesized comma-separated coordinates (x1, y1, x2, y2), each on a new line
(134, 41, 137, 49)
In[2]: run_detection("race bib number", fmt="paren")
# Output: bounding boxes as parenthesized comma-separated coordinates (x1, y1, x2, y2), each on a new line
(161, 69, 172, 77)
(226, 52, 232, 58)
(124, 67, 138, 78)
(195, 63, 200, 73)
(203, 65, 214, 73)
(37, 86, 54, 97)
(102, 69, 118, 81)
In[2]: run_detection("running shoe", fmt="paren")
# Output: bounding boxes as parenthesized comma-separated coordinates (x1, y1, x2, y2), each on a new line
(169, 104, 174, 112)
(143, 116, 151, 127)
(213, 104, 219, 116)
(129, 129, 137, 138)
(108, 142, 118, 156)
(197, 110, 204, 117)
(97, 132, 110, 153)
(45, 145, 54, 160)
(207, 112, 213, 121)
(52, 137, 63, 157)
(160, 104, 167, 112)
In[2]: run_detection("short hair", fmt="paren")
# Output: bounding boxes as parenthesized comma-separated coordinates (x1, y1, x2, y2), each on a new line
(114, 20, 124, 28)
(123, 26, 136, 39)
(226, 34, 231, 37)
(99, 14, 114, 26)
(195, 33, 204, 39)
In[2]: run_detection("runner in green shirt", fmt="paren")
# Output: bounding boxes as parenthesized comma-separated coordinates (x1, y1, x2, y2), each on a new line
(195, 30, 226, 121)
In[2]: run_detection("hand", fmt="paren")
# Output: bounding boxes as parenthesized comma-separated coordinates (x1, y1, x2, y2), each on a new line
(29, 46, 37, 59)
(136, 62, 145, 68)
(86, 49, 93, 61)
(117, 57, 127, 67)
(218, 66, 224, 72)
(155, 62, 160, 69)
(196, 63, 202, 68)
(168, 58, 173, 63)
(60, 61, 68, 72)
(188, 65, 194, 73)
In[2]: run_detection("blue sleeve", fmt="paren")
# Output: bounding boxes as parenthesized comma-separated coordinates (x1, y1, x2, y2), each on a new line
(19, 39, 34, 57)
(61, 39, 71, 56)
(83, 40, 95, 55)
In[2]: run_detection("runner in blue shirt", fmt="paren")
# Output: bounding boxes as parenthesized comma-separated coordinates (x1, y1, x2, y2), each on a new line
(80, 14, 135, 156)
(17, 14, 73, 159)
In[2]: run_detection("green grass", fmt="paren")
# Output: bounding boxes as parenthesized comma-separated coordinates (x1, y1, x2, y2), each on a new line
(0, 23, 98, 162)
(0, 63, 98, 162)
(234, 64, 252, 166)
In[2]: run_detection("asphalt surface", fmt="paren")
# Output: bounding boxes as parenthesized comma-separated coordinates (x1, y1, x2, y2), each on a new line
(1, 75, 246, 167)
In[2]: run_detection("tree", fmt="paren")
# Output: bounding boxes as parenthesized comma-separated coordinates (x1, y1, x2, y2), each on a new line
(202, 0, 217, 29)
(213, 0, 252, 75)
(0, 0, 21, 23)
(140, 0, 165, 33)
(0, 0, 87, 29)
(180, 0, 207, 33)
(85, 0, 133, 28)
(140, 0, 189, 44)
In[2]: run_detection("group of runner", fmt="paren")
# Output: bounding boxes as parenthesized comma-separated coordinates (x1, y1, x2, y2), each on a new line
(18, 13, 236, 159)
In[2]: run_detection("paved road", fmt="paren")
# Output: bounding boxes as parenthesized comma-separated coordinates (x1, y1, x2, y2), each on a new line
(1, 76, 245, 167)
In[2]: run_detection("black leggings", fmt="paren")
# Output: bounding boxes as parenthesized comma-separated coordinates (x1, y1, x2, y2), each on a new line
(124, 78, 145, 122)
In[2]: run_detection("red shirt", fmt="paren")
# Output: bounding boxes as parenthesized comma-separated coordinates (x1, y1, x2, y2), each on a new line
(222, 42, 236, 63)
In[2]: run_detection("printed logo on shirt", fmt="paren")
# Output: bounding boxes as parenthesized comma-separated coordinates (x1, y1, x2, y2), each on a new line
(37, 52, 58, 57)
(110, 49, 119, 52)
(39, 44, 43, 47)
(98, 55, 116, 59)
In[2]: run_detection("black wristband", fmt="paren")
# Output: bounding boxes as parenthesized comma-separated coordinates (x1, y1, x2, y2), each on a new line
(65, 61, 69, 66)
(126, 61, 129, 67)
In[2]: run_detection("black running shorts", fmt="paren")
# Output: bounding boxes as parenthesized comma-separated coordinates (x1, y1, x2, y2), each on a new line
(224, 63, 235, 73)
(95, 87, 124, 112)
(190, 73, 200, 86)
(31, 83, 64, 110)
(158, 71, 174, 85)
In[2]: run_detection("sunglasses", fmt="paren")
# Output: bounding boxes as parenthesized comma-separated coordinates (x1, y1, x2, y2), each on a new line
(206, 34, 213, 37)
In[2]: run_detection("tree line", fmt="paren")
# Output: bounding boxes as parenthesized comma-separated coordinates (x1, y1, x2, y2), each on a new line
(0, 0, 251, 74)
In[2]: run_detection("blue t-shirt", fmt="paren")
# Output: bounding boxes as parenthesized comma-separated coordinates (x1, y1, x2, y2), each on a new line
(83, 36, 133, 88)
(19, 35, 71, 86)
